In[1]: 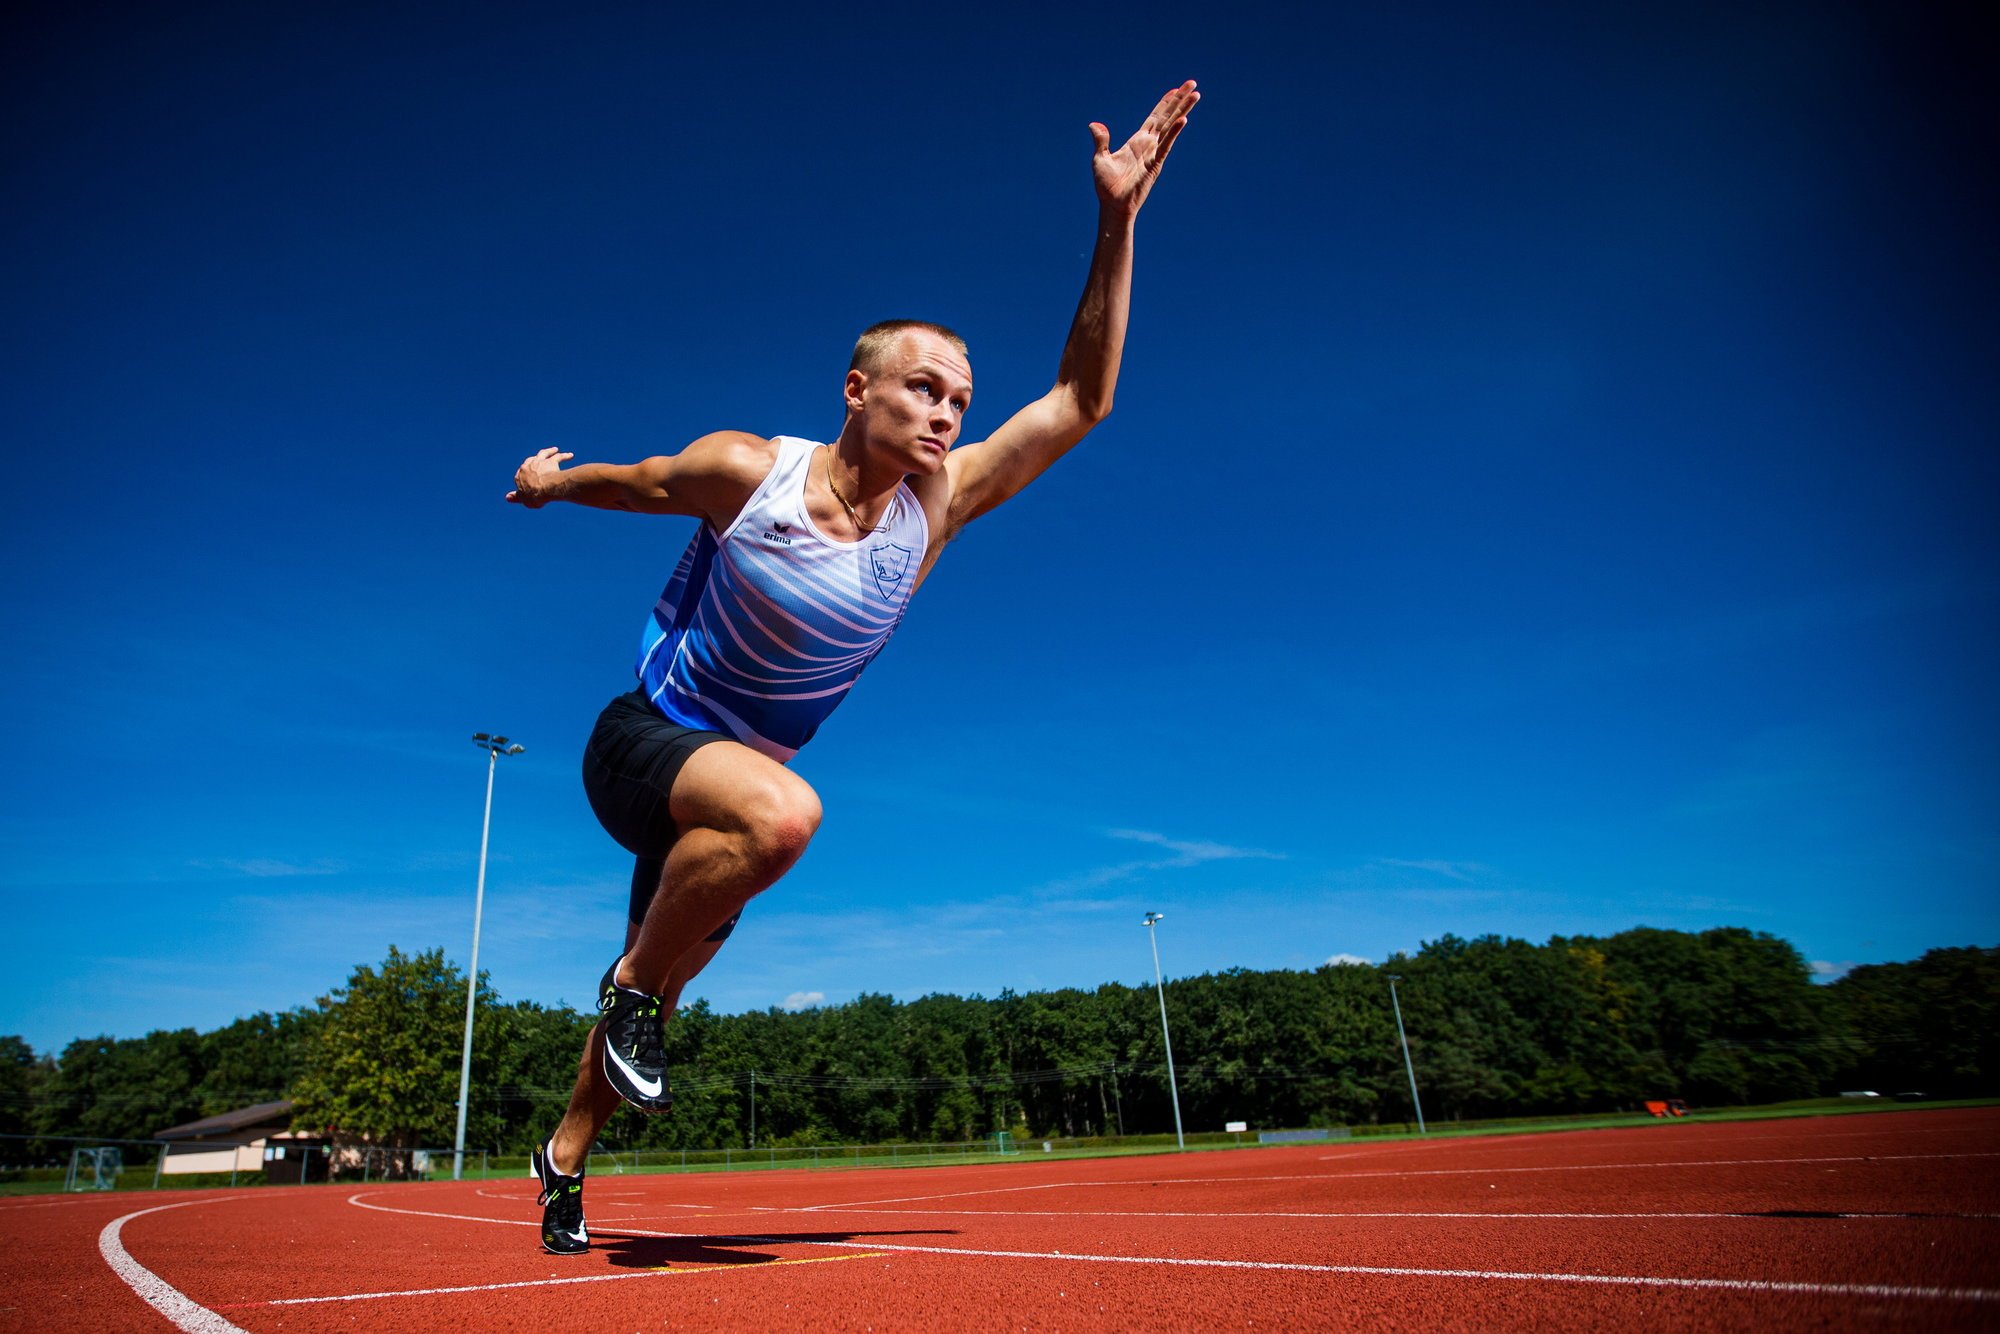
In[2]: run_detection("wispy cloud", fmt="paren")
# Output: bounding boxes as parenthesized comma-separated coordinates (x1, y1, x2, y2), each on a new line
(1326, 952, 1373, 967)
(198, 858, 346, 878)
(1106, 829, 1283, 864)
(1377, 858, 1484, 881)
(781, 990, 825, 1011)
(1387, 887, 1509, 906)
(1810, 960, 1856, 983)
(1034, 828, 1283, 896)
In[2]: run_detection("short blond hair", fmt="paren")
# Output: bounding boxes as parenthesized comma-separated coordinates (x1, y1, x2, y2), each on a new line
(849, 320, 968, 375)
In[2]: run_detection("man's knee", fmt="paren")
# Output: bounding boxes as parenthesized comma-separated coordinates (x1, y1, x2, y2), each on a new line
(736, 772, 821, 874)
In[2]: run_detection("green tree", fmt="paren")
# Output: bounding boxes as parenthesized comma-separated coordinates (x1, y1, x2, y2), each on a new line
(196, 1010, 321, 1116)
(289, 947, 497, 1150)
(0, 1037, 53, 1165)
(33, 1029, 206, 1146)
(480, 1000, 595, 1155)
(1823, 946, 2000, 1096)
(1587, 926, 1829, 1104)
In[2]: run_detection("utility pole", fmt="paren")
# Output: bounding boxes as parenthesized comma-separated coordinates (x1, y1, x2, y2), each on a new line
(1143, 912, 1185, 1150)
(1385, 973, 1427, 1136)
(454, 733, 523, 1181)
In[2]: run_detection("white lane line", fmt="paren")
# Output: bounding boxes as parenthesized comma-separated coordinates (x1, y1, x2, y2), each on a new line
(1309, 1151, 2000, 1176)
(725, 1237, 2000, 1304)
(1449, 1123, 1975, 1154)
(795, 1150, 2000, 1212)
(347, 1192, 697, 1239)
(755, 1206, 2000, 1221)
(236, 1254, 882, 1308)
(348, 1194, 549, 1227)
(798, 1179, 1097, 1211)
(0, 1194, 126, 1211)
(341, 1194, 2000, 1306)
(99, 1199, 250, 1334)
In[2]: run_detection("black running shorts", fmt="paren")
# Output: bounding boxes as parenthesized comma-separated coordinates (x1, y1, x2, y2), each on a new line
(581, 689, 742, 940)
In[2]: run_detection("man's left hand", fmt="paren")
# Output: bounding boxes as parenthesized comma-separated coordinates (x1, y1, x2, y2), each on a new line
(1091, 80, 1199, 219)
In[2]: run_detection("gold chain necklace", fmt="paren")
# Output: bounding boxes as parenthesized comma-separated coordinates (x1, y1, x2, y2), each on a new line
(825, 445, 873, 534)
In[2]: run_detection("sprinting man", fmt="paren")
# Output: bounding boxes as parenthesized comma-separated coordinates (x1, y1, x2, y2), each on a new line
(506, 81, 1199, 1255)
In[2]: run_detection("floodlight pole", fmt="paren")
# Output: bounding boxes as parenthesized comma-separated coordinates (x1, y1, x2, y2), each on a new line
(1385, 973, 1426, 1136)
(1143, 912, 1185, 1150)
(454, 733, 523, 1181)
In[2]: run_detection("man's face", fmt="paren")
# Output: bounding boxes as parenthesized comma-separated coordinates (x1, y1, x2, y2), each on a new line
(848, 330, 973, 474)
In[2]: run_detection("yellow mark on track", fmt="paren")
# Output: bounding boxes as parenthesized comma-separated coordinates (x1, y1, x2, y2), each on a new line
(651, 1252, 885, 1275)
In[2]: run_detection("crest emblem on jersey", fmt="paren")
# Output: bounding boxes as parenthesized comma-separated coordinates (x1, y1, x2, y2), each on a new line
(868, 543, 913, 599)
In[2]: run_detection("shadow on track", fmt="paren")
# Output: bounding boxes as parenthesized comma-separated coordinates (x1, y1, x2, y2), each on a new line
(595, 1228, 954, 1270)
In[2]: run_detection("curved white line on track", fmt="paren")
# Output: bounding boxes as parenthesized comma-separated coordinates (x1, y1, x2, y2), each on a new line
(1429, 1122, 1974, 1154)
(234, 1252, 883, 1307)
(99, 1199, 249, 1334)
(730, 1237, 2000, 1304)
(1312, 1150, 2000, 1175)
(348, 1192, 546, 1228)
(712, 1149, 2000, 1213)
(756, 1206, 2000, 1221)
(342, 1193, 2000, 1306)
(348, 1191, 707, 1239)
(0, 1194, 127, 1211)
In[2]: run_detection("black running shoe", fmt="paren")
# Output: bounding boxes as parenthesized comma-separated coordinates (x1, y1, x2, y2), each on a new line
(598, 958, 673, 1113)
(530, 1136, 588, 1256)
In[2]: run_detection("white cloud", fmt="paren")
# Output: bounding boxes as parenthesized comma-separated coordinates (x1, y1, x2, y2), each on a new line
(1106, 829, 1284, 865)
(1810, 960, 1856, 983)
(1389, 887, 1509, 906)
(1326, 952, 1373, 967)
(781, 990, 826, 1011)
(1034, 828, 1284, 896)
(200, 858, 346, 878)
(1377, 858, 1484, 881)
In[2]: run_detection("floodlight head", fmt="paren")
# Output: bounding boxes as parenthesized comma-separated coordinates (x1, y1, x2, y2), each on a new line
(1143, 911, 1165, 926)
(493, 736, 510, 747)
(505, 743, 524, 755)
(472, 732, 490, 742)
(1385, 973, 1402, 983)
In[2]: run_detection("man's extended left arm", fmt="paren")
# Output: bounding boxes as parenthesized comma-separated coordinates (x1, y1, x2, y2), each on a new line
(939, 80, 1199, 538)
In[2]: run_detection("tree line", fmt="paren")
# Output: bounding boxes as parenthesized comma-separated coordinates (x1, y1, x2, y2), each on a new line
(4, 929, 1993, 1164)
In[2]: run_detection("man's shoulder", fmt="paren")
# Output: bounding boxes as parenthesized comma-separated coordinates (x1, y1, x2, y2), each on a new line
(650, 431, 781, 528)
(669, 431, 785, 499)
(682, 430, 779, 481)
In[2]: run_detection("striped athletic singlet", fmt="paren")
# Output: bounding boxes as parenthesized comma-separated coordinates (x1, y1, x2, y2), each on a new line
(635, 437, 929, 761)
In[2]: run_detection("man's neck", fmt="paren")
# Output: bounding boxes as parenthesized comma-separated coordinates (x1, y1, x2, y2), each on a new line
(830, 428, 906, 505)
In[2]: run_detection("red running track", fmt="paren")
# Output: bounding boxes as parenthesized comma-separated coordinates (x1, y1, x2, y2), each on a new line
(5, 1107, 1996, 1332)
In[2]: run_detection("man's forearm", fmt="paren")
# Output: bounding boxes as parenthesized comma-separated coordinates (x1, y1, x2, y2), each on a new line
(532, 461, 662, 512)
(1054, 206, 1139, 424)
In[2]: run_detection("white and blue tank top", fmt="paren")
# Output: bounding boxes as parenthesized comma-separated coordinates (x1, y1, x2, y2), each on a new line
(636, 437, 929, 761)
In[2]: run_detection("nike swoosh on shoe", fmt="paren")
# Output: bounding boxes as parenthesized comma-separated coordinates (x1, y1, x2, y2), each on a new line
(606, 1045, 664, 1100)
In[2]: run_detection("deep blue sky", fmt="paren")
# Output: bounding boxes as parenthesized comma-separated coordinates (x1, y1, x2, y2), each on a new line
(4, 1, 1993, 1056)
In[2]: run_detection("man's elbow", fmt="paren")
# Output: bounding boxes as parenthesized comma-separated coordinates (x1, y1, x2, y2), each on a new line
(1066, 383, 1113, 429)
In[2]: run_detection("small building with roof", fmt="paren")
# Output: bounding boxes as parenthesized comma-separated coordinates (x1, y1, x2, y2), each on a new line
(154, 1100, 300, 1176)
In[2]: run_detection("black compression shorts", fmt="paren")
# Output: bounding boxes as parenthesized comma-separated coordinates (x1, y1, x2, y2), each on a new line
(581, 689, 742, 940)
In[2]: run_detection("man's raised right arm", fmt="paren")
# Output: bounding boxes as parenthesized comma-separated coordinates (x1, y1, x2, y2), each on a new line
(506, 431, 772, 523)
